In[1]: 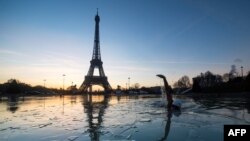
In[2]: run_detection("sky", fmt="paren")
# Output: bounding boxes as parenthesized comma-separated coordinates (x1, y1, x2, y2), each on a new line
(1, 0, 250, 89)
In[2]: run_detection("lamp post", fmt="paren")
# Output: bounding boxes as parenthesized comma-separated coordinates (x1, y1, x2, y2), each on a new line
(43, 79, 46, 108)
(128, 77, 130, 90)
(62, 74, 66, 113)
(43, 79, 46, 88)
(241, 66, 244, 78)
(62, 74, 66, 93)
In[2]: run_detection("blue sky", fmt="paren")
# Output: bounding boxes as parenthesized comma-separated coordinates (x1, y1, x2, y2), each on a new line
(1, 0, 250, 89)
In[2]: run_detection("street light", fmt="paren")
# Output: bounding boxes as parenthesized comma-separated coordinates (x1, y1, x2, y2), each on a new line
(62, 74, 66, 91)
(43, 79, 46, 106)
(241, 66, 244, 78)
(43, 79, 46, 88)
(128, 77, 130, 90)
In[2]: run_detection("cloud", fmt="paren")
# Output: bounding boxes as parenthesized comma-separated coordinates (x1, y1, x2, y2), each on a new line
(108, 66, 153, 72)
(0, 48, 25, 56)
(147, 60, 230, 65)
(234, 58, 243, 63)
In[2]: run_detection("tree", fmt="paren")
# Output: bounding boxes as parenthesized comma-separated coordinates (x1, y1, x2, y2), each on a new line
(131, 83, 140, 90)
(245, 71, 250, 91)
(135, 83, 140, 89)
(174, 75, 191, 88)
(222, 73, 230, 82)
(6, 79, 21, 94)
(201, 71, 222, 87)
(192, 71, 223, 90)
(192, 77, 201, 92)
(229, 65, 238, 79)
(246, 71, 250, 81)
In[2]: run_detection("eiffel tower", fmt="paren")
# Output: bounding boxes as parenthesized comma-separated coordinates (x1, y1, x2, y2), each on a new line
(80, 11, 112, 93)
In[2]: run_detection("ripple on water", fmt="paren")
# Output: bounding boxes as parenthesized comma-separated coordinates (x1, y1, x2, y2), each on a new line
(67, 136, 78, 141)
(39, 123, 52, 128)
(0, 95, 249, 141)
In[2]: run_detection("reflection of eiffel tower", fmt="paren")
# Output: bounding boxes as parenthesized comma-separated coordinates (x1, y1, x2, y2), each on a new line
(80, 11, 112, 93)
(83, 94, 109, 141)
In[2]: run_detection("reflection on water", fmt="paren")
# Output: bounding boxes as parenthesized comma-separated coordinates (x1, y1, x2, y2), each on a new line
(0, 94, 249, 141)
(83, 94, 109, 141)
(192, 96, 250, 112)
(7, 96, 20, 113)
(158, 110, 181, 141)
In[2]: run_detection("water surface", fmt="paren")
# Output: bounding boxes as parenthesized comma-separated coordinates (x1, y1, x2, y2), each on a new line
(0, 94, 249, 141)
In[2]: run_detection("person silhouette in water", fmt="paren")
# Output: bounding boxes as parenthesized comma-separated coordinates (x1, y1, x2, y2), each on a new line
(157, 74, 181, 111)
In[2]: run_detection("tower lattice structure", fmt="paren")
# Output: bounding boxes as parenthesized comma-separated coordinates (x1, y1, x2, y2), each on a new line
(80, 11, 112, 93)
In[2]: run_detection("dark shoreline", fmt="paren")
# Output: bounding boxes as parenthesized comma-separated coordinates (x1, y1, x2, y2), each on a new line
(1, 91, 250, 99)
(181, 91, 250, 98)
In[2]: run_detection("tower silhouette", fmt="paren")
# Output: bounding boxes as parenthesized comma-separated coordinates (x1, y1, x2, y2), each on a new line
(82, 94, 109, 141)
(80, 11, 112, 93)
